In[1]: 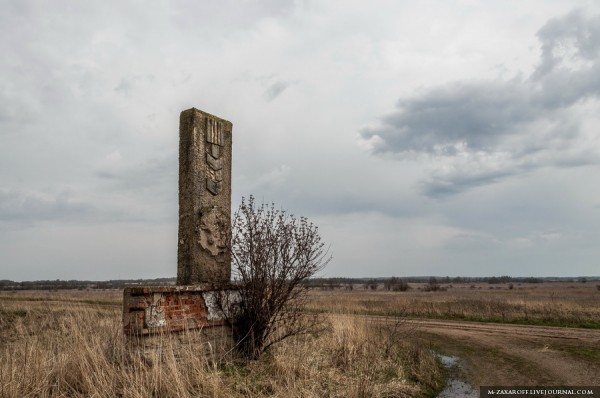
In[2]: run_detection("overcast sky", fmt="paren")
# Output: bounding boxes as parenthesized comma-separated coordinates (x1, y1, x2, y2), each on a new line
(1, 1, 600, 281)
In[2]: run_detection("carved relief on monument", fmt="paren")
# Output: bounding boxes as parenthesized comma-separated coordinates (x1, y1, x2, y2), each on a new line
(198, 206, 229, 256)
(205, 118, 226, 196)
(145, 293, 167, 328)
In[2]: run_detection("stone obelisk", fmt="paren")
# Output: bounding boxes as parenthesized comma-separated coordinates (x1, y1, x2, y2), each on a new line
(123, 108, 235, 337)
(177, 108, 232, 285)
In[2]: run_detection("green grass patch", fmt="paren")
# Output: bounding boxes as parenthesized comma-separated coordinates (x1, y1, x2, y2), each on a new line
(308, 306, 600, 329)
(555, 345, 600, 362)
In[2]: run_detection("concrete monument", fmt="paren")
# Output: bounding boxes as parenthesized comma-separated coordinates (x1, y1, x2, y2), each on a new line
(177, 109, 232, 285)
(123, 108, 235, 338)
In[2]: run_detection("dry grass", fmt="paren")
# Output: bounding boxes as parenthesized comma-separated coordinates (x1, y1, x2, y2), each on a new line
(0, 291, 442, 398)
(306, 282, 600, 328)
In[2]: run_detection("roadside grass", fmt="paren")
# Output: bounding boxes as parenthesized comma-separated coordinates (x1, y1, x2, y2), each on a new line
(0, 294, 443, 398)
(415, 332, 556, 386)
(553, 344, 600, 362)
(305, 282, 600, 329)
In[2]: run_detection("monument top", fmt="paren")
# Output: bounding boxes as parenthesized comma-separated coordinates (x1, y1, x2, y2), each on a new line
(177, 108, 232, 285)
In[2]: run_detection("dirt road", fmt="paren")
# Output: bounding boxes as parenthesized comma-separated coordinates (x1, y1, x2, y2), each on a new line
(345, 315, 600, 387)
(408, 318, 600, 387)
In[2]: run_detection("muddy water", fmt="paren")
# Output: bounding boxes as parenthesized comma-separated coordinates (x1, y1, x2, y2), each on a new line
(436, 354, 478, 398)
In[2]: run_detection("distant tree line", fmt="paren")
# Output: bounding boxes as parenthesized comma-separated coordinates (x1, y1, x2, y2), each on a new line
(0, 278, 176, 291)
(303, 275, 557, 286)
(1, 275, 596, 291)
(301, 275, 598, 291)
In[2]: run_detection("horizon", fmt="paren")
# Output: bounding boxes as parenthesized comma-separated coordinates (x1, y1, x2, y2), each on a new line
(3, 274, 599, 284)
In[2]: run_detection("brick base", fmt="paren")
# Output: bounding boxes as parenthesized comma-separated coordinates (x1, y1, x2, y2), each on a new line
(122, 285, 238, 335)
(123, 285, 240, 360)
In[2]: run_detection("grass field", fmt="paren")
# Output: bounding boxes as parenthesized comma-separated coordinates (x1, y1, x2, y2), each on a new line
(1, 281, 597, 397)
(0, 290, 443, 398)
(306, 281, 600, 328)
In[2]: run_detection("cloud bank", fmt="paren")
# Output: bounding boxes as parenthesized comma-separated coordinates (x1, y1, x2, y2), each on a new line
(362, 10, 600, 197)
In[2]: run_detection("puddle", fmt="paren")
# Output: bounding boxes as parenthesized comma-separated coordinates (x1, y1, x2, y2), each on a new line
(438, 354, 458, 367)
(438, 379, 477, 398)
(436, 353, 478, 398)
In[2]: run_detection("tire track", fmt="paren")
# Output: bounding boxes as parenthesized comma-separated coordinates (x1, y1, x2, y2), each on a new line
(330, 314, 600, 386)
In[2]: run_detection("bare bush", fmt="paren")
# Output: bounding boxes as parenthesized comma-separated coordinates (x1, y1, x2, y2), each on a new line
(364, 279, 379, 290)
(227, 196, 331, 360)
(384, 277, 411, 292)
(423, 277, 446, 292)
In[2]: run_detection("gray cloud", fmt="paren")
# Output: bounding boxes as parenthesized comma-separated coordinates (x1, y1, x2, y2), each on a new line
(94, 152, 176, 190)
(421, 168, 516, 198)
(534, 10, 600, 78)
(264, 80, 289, 101)
(362, 10, 600, 197)
(0, 189, 91, 223)
(0, 186, 162, 225)
(368, 80, 536, 153)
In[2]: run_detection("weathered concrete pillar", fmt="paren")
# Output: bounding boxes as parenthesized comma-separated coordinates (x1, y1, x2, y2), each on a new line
(177, 108, 232, 285)
(123, 108, 236, 340)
